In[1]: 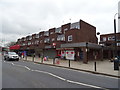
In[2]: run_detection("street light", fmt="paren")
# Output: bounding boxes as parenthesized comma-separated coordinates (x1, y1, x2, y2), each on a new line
(86, 42, 88, 63)
(114, 13, 119, 57)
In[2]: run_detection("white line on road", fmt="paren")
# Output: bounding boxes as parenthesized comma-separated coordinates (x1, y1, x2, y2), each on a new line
(3, 61, 109, 89)
(24, 66, 31, 70)
(66, 80, 102, 89)
(11, 63, 14, 65)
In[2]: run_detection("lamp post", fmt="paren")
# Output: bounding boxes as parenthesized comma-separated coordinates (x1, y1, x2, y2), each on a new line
(114, 13, 119, 57)
(86, 42, 88, 63)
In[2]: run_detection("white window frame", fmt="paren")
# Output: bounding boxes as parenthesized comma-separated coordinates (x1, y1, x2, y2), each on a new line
(68, 35, 72, 42)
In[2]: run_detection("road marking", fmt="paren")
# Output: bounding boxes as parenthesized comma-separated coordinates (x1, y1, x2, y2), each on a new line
(47, 73, 66, 81)
(3, 61, 110, 89)
(31, 69, 65, 81)
(24, 66, 31, 70)
(66, 80, 102, 89)
(11, 63, 14, 65)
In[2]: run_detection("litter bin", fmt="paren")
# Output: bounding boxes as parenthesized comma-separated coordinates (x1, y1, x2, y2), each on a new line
(114, 60, 119, 70)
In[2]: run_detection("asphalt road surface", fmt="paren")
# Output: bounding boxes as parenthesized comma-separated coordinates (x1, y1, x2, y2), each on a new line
(2, 57, 119, 89)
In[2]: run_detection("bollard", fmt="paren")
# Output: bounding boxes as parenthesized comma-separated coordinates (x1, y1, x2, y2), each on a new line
(114, 60, 119, 70)
(25, 56, 27, 61)
(32, 55, 34, 62)
(69, 60, 70, 67)
(41, 57, 43, 63)
(53, 58, 55, 64)
(94, 61, 96, 71)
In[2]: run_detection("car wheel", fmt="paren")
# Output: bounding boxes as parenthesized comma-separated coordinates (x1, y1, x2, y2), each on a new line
(16, 59, 19, 61)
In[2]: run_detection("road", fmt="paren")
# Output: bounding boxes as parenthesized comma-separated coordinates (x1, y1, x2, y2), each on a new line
(2, 57, 119, 89)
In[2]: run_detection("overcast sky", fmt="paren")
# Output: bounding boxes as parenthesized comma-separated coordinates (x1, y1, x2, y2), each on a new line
(0, 0, 120, 46)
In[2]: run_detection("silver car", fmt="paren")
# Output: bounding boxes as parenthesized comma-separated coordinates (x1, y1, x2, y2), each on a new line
(4, 52, 19, 61)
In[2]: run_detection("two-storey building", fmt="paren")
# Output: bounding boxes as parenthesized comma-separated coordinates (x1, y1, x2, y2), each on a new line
(99, 32, 120, 59)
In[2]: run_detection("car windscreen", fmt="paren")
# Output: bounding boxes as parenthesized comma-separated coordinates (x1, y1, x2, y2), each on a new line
(8, 52, 17, 55)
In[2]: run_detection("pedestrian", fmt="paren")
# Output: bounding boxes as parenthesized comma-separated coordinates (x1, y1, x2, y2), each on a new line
(46, 56, 49, 61)
(22, 52, 24, 58)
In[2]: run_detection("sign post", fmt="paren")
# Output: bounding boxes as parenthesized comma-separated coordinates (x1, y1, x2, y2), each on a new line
(65, 50, 75, 67)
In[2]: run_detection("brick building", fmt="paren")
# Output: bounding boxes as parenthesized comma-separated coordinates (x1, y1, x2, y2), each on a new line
(99, 32, 120, 59)
(16, 20, 102, 63)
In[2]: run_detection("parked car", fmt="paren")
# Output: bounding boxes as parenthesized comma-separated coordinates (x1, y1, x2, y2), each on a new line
(4, 52, 19, 61)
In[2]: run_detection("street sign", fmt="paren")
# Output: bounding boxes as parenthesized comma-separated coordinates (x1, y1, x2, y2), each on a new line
(66, 50, 75, 60)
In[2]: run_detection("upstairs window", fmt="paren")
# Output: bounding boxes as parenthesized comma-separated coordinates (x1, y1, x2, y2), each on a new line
(23, 38, 26, 41)
(51, 38, 55, 41)
(103, 37, 106, 41)
(50, 32, 54, 35)
(36, 34, 39, 38)
(40, 40, 42, 43)
(22, 43, 26, 46)
(35, 40, 39, 44)
(44, 31, 49, 36)
(64, 28, 68, 33)
(57, 35, 65, 41)
(40, 34, 43, 37)
(44, 38, 50, 43)
(28, 42, 31, 45)
(70, 22, 80, 29)
(55, 27, 62, 34)
(68, 35, 72, 42)
(108, 36, 115, 41)
(29, 36, 32, 40)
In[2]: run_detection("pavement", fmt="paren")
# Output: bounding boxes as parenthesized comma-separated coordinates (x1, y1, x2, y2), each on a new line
(19, 56, 120, 78)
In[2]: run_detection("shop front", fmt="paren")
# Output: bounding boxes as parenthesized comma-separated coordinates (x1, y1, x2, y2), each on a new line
(61, 42, 102, 63)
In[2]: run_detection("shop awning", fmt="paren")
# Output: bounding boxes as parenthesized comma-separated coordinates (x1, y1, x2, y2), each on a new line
(61, 42, 102, 49)
(9, 45, 20, 50)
